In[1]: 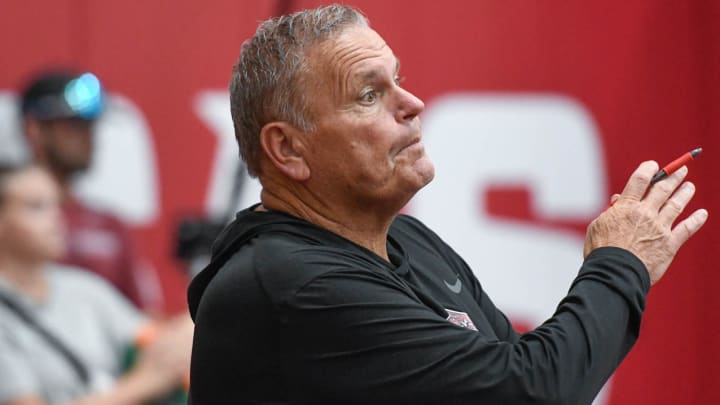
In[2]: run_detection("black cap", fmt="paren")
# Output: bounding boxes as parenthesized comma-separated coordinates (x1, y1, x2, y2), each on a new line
(20, 70, 105, 121)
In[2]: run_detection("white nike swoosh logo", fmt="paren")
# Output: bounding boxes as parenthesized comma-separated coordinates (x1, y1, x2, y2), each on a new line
(444, 278, 462, 294)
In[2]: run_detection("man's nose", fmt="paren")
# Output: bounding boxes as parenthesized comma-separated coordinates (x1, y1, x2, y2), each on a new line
(395, 86, 425, 123)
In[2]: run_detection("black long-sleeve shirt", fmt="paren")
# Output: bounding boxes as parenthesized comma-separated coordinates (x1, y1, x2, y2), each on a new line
(188, 206, 649, 404)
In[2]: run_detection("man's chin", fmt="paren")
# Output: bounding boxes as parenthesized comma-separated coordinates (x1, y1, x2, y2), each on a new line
(414, 156, 435, 188)
(399, 165, 435, 205)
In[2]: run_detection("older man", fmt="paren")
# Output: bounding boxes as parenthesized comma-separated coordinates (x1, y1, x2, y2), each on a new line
(188, 5, 707, 404)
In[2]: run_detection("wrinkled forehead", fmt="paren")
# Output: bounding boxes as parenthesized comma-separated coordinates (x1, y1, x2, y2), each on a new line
(307, 25, 395, 83)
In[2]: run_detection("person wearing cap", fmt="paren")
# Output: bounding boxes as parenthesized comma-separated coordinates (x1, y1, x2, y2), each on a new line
(19, 70, 161, 312)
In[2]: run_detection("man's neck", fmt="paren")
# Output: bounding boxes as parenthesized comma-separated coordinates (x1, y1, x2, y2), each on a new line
(260, 186, 395, 261)
(0, 254, 48, 301)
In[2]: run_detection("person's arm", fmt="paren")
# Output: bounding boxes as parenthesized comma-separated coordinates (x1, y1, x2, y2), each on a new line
(279, 162, 705, 404)
(1, 378, 163, 405)
(2, 398, 44, 405)
(0, 370, 175, 405)
(64, 372, 169, 405)
(67, 317, 192, 405)
(0, 319, 191, 405)
(467, 160, 707, 348)
(282, 246, 645, 405)
(67, 276, 191, 405)
(584, 162, 706, 286)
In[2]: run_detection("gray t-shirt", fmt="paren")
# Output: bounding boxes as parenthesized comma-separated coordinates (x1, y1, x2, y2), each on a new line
(0, 264, 145, 404)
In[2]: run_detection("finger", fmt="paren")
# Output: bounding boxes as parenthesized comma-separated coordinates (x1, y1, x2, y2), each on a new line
(620, 161, 659, 201)
(645, 165, 688, 210)
(658, 181, 695, 227)
(602, 194, 622, 212)
(668, 208, 709, 252)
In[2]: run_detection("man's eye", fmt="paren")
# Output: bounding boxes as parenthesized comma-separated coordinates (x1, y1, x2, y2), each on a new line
(360, 90, 378, 104)
(394, 75, 406, 86)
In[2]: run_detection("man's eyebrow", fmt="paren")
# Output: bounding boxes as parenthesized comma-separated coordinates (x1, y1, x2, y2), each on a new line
(357, 70, 380, 81)
(353, 57, 402, 82)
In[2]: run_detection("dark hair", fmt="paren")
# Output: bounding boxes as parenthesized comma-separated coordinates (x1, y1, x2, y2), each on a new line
(20, 70, 105, 121)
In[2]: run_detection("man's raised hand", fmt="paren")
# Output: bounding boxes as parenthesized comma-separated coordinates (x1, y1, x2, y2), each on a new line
(584, 161, 708, 285)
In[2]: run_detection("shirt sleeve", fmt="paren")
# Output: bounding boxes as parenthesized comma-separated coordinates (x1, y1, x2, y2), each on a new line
(281, 247, 649, 405)
(472, 278, 521, 344)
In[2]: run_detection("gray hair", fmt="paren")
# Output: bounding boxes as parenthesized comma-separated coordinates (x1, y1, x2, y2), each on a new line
(229, 4, 368, 177)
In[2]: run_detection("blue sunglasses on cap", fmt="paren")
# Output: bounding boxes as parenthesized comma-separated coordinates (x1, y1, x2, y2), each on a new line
(27, 72, 105, 121)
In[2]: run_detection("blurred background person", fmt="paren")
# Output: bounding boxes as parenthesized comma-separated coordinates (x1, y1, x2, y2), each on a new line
(0, 162, 191, 405)
(18, 70, 162, 313)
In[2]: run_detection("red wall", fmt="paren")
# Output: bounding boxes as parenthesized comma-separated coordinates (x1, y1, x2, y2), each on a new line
(1, 1, 718, 403)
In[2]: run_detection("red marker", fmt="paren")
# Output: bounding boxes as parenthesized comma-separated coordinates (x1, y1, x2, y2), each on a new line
(650, 147, 703, 185)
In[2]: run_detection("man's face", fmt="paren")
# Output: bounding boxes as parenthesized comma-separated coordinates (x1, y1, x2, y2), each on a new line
(38, 118, 94, 177)
(300, 25, 435, 211)
(0, 168, 66, 262)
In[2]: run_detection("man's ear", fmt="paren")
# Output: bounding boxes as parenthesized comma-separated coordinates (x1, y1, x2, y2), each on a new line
(259, 122, 311, 181)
